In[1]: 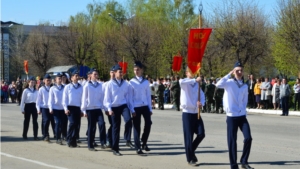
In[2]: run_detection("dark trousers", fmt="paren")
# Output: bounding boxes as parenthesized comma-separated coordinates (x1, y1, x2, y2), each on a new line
(53, 109, 67, 140)
(294, 93, 300, 110)
(86, 109, 106, 148)
(41, 108, 52, 139)
(158, 95, 164, 109)
(106, 115, 113, 144)
(17, 91, 22, 105)
(23, 103, 38, 137)
(215, 98, 223, 113)
(281, 96, 289, 115)
(248, 90, 255, 108)
(41, 113, 55, 137)
(206, 98, 215, 112)
(67, 106, 81, 146)
(182, 113, 205, 162)
(133, 106, 152, 150)
(227, 116, 252, 169)
(61, 113, 68, 139)
(111, 104, 132, 151)
(76, 118, 81, 140)
(174, 94, 180, 111)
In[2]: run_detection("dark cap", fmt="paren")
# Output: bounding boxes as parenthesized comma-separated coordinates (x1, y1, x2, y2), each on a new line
(234, 61, 243, 68)
(71, 70, 79, 76)
(61, 72, 67, 77)
(134, 61, 143, 69)
(110, 66, 115, 72)
(29, 77, 36, 81)
(112, 64, 122, 71)
(56, 73, 63, 77)
(44, 74, 51, 79)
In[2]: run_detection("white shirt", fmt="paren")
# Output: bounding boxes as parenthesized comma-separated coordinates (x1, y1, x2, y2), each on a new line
(20, 88, 38, 113)
(81, 80, 105, 114)
(103, 79, 131, 112)
(48, 84, 64, 112)
(149, 84, 155, 96)
(216, 74, 248, 117)
(62, 83, 83, 111)
(36, 85, 51, 112)
(129, 77, 152, 113)
(179, 78, 205, 113)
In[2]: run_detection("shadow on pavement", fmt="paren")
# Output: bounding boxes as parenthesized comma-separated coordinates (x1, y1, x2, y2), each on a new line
(1, 136, 36, 142)
(199, 161, 300, 166)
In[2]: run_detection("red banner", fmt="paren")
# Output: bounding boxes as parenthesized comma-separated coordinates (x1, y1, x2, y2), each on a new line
(24, 60, 28, 74)
(187, 28, 212, 75)
(172, 56, 183, 73)
(118, 62, 128, 74)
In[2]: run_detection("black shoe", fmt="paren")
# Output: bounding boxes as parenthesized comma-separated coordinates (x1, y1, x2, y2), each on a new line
(44, 136, 50, 142)
(241, 164, 254, 169)
(126, 141, 135, 148)
(88, 148, 97, 151)
(76, 139, 81, 143)
(106, 143, 111, 148)
(113, 150, 122, 156)
(142, 144, 150, 151)
(56, 139, 63, 145)
(93, 142, 98, 147)
(280, 114, 286, 116)
(192, 154, 198, 162)
(188, 160, 197, 166)
(34, 137, 40, 141)
(100, 144, 107, 149)
(22, 136, 28, 140)
(136, 149, 145, 155)
(54, 135, 56, 139)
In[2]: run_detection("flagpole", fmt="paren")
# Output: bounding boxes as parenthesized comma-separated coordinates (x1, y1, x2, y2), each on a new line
(197, 2, 203, 120)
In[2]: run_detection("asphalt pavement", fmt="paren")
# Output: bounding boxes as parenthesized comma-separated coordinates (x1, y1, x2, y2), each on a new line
(1, 103, 300, 169)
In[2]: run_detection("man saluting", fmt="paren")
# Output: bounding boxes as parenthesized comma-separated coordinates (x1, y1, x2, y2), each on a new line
(216, 61, 254, 169)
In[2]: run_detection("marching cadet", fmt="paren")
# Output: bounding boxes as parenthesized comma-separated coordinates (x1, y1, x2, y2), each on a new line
(179, 68, 205, 166)
(102, 66, 116, 148)
(81, 69, 107, 151)
(156, 78, 165, 110)
(61, 72, 69, 141)
(21, 77, 39, 140)
(104, 64, 134, 156)
(36, 74, 52, 142)
(129, 61, 152, 155)
(48, 73, 65, 145)
(170, 76, 181, 111)
(216, 61, 254, 169)
(63, 70, 83, 148)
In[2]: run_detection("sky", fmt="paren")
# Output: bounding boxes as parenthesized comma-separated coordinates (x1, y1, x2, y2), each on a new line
(1, 0, 278, 26)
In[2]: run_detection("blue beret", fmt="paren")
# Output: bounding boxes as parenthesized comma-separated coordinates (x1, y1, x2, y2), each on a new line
(89, 68, 97, 75)
(56, 73, 63, 77)
(44, 74, 51, 79)
(134, 61, 143, 68)
(234, 61, 243, 68)
(29, 77, 36, 81)
(71, 70, 79, 76)
(112, 64, 122, 71)
(61, 72, 66, 77)
(110, 66, 115, 71)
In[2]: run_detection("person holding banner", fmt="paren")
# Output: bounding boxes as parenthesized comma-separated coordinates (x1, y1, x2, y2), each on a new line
(179, 67, 205, 166)
(215, 61, 254, 169)
(129, 61, 152, 155)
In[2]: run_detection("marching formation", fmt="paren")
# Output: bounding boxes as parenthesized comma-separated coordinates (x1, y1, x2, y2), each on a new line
(19, 60, 254, 169)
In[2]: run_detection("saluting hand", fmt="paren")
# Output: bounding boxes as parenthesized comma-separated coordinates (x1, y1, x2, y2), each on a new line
(109, 111, 114, 116)
(196, 77, 201, 83)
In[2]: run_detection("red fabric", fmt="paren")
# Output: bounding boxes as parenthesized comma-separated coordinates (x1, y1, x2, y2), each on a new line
(2, 85, 8, 92)
(24, 60, 28, 74)
(172, 56, 183, 72)
(118, 62, 128, 74)
(187, 28, 212, 75)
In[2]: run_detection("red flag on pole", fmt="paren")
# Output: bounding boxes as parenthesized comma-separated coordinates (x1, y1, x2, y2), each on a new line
(24, 60, 29, 74)
(187, 28, 212, 75)
(172, 55, 183, 73)
(118, 62, 128, 74)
